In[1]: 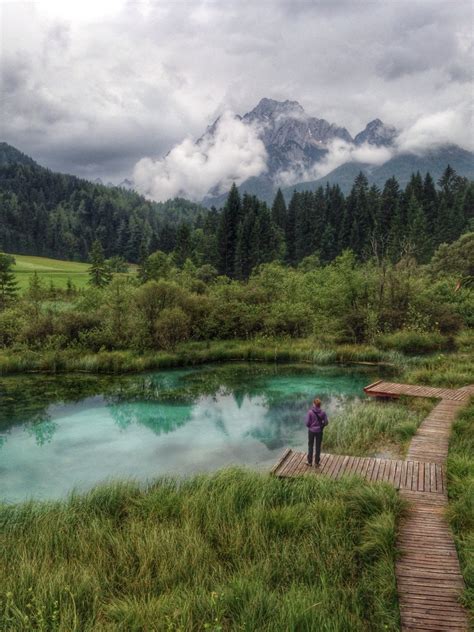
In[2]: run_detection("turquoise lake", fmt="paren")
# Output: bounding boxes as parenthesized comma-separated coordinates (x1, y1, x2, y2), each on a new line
(0, 364, 377, 503)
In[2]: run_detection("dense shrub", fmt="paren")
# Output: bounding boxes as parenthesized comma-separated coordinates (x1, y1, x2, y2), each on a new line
(1, 245, 473, 354)
(154, 306, 191, 350)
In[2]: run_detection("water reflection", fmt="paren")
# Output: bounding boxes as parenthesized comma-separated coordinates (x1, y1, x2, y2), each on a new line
(0, 364, 377, 502)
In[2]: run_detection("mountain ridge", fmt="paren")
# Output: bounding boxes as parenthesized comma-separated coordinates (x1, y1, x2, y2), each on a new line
(200, 99, 473, 206)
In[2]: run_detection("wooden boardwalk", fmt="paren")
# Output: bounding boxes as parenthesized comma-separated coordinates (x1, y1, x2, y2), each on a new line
(271, 380, 473, 631)
(271, 449, 447, 494)
(364, 379, 468, 402)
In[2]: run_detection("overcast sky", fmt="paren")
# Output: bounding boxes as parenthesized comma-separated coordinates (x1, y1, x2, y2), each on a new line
(1, 0, 473, 188)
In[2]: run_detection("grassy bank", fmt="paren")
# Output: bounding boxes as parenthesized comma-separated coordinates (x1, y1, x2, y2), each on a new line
(0, 470, 402, 632)
(0, 339, 411, 375)
(2, 330, 472, 378)
(447, 399, 474, 619)
(401, 329, 474, 388)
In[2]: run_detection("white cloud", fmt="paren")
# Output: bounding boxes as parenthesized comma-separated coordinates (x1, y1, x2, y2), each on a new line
(396, 106, 474, 153)
(0, 0, 472, 184)
(133, 112, 268, 202)
(275, 139, 394, 188)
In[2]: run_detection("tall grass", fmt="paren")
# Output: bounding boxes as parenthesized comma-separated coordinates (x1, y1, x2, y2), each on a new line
(0, 470, 402, 631)
(323, 397, 434, 457)
(446, 399, 474, 618)
(0, 339, 406, 376)
(401, 328, 474, 388)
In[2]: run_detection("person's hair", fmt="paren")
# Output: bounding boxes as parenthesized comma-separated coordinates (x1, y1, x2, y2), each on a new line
(313, 398, 321, 407)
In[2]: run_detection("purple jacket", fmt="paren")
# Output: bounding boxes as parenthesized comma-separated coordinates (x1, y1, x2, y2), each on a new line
(306, 406, 328, 433)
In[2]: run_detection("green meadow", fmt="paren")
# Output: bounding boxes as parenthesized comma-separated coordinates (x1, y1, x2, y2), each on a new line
(12, 254, 91, 290)
(12, 254, 136, 290)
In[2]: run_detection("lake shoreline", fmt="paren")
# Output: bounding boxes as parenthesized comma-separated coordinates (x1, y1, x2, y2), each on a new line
(0, 339, 412, 376)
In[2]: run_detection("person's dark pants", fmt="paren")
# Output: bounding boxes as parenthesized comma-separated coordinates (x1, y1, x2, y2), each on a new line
(307, 430, 323, 465)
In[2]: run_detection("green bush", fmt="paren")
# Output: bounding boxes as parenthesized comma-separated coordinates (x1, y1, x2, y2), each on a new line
(154, 306, 191, 350)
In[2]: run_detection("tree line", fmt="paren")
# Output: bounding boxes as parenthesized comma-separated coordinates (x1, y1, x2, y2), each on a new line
(1, 162, 472, 279)
(0, 164, 202, 262)
(209, 166, 473, 278)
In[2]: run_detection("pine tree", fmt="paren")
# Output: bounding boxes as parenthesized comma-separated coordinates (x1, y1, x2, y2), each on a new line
(346, 173, 370, 258)
(422, 173, 437, 232)
(174, 222, 192, 267)
(28, 271, 44, 317)
(325, 184, 345, 258)
(320, 222, 337, 263)
(271, 189, 287, 231)
(378, 177, 400, 258)
(88, 240, 112, 287)
(217, 183, 241, 277)
(406, 193, 429, 262)
(462, 182, 474, 230)
(258, 203, 276, 264)
(285, 192, 299, 265)
(294, 191, 314, 261)
(0, 252, 18, 309)
(405, 172, 424, 203)
(436, 166, 466, 245)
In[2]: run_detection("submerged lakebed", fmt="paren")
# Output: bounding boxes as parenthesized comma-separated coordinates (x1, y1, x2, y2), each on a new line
(0, 363, 378, 503)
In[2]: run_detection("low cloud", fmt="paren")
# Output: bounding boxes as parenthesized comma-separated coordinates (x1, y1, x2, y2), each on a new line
(395, 106, 474, 154)
(133, 112, 267, 202)
(275, 140, 394, 188)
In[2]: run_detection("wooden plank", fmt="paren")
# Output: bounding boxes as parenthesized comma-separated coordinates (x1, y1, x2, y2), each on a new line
(279, 450, 297, 477)
(430, 462, 437, 493)
(331, 454, 346, 479)
(435, 463, 444, 494)
(417, 462, 425, 492)
(377, 458, 388, 483)
(363, 379, 383, 393)
(271, 447, 291, 475)
(348, 456, 361, 477)
(371, 458, 381, 482)
(334, 455, 350, 480)
(394, 460, 403, 488)
(365, 457, 376, 482)
(342, 456, 355, 478)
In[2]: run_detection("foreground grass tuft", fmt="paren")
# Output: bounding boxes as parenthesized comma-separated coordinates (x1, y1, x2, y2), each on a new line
(447, 400, 474, 618)
(0, 470, 402, 631)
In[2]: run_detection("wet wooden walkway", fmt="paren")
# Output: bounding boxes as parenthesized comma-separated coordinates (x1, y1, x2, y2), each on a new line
(271, 380, 473, 631)
(271, 449, 447, 494)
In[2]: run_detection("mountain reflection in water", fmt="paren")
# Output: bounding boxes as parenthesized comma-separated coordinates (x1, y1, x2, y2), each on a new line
(0, 364, 376, 502)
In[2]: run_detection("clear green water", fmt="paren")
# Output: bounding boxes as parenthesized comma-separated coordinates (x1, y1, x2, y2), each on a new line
(0, 364, 375, 502)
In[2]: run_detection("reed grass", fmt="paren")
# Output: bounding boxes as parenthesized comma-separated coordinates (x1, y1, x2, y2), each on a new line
(0, 339, 406, 376)
(0, 470, 402, 631)
(323, 397, 434, 457)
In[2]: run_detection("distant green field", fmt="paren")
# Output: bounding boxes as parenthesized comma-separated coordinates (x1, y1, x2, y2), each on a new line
(11, 254, 135, 290)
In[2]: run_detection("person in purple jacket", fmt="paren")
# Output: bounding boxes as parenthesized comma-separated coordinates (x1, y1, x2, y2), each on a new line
(305, 398, 328, 467)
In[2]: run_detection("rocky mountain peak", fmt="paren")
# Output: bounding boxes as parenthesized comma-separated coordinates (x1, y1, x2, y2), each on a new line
(240, 98, 353, 170)
(354, 119, 397, 146)
(245, 98, 305, 121)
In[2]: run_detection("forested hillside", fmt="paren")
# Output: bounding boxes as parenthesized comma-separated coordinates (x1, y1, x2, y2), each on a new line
(1, 146, 472, 274)
(0, 160, 204, 262)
